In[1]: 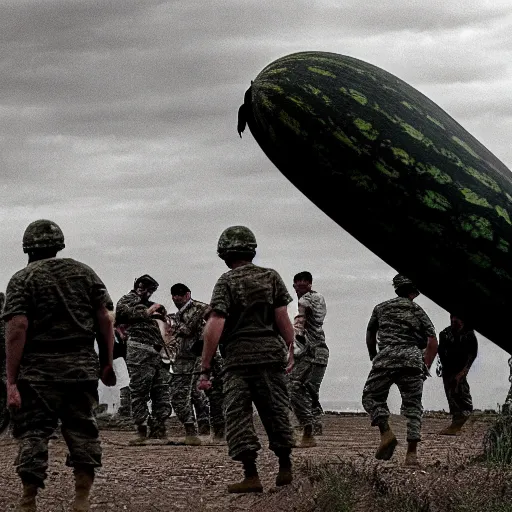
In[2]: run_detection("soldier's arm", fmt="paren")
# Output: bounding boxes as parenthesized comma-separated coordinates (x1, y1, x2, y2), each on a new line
(5, 315, 28, 385)
(464, 331, 478, 372)
(366, 309, 378, 360)
(96, 306, 115, 372)
(275, 306, 295, 348)
(417, 307, 438, 369)
(424, 336, 438, 369)
(115, 295, 149, 323)
(201, 311, 226, 373)
(294, 303, 307, 339)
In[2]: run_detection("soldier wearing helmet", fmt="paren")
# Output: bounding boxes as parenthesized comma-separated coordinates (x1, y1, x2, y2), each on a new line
(115, 274, 172, 443)
(199, 226, 296, 493)
(361, 273, 438, 467)
(2, 219, 116, 511)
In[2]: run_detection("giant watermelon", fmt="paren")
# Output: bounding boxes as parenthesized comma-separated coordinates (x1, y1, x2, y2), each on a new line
(238, 51, 512, 353)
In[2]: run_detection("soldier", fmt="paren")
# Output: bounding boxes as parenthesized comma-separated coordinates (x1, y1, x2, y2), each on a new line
(437, 313, 478, 435)
(0, 291, 9, 434)
(116, 275, 171, 443)
(289, 271, 328, 446)
(199, 226, 295, 493)
(3, 219, 116, 512)
(362, 274, 438, 466)
(169, 283, 210, 445)
(503, 357, 512, 415)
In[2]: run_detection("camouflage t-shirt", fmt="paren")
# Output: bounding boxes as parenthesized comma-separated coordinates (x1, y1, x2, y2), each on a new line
(115, 291, 163, 347)
(210, 263, 293, 369)
(173, 299, 210, 360)
(294, 290, 328, 365)
(367, 297, 435, 370)
(2, 258, 113, 382)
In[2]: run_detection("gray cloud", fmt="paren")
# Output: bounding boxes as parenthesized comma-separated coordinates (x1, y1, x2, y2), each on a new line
(2, 0, 512, 411)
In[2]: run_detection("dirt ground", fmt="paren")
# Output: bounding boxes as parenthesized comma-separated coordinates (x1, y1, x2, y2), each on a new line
(0, 413, 491, 511)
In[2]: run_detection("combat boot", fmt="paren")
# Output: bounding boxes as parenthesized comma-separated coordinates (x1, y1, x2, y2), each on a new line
(129, 424, 148, 445)
(438, 416, 467, 436)
(375, 427, 398, 460)
(184, 423, 201, 446)
(404, 441, 419, 467)
(16, 482, 38, 512)
(298, 424, 317, 448)
(198, 420, 211, 436)
(275, 450, 293, 487)
(148, 423, 167, 440)
(228, 452, 263, 494)
(72, 469, 94, 512)
(210, 424, 225, 444)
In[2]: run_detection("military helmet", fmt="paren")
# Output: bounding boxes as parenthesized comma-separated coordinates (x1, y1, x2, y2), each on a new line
(217, 225, 257, 259)
(22, 219, 65, 254)
(133, 274, 159, 291)
(392, 274, 415, 290)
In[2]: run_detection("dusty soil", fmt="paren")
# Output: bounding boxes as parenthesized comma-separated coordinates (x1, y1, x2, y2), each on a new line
(0, 413, 492, 511)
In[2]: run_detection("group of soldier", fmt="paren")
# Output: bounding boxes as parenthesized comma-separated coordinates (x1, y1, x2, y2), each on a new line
(0, 218, 509, 511)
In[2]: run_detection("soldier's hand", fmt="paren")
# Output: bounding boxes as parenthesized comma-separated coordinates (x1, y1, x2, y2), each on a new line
(197, 374, 212, 391)
(286, 351, 295, 374)
(7, 383, 21, 410)
(147, 303, 163, 315)
(100, 365, 117, 387)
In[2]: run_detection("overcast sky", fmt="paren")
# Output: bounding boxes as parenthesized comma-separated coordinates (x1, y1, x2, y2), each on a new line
(2, 0, 512, 412)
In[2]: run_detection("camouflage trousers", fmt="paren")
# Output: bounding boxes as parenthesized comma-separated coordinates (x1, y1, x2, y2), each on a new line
(362, 367, 424, 442)
(11, 381, 101, 488)
(224, 363, 294, 460)
(170, 358, 209, 427)
(288, 357, 326, 428)
(443, 374, 473, 419)
(126, 342, 171, 428)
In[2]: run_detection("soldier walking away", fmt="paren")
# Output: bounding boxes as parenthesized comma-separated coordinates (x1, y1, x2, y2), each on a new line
(437, 313, 478, 435)
(362, 274, 438, 466)
(3, 219, 116, 512)
(289, 271, 328, 447)
(116, 275, 171, 444)
(169, 283, 210, 445)
(0, 291, 9, 435)
(199, 226, 296, 493)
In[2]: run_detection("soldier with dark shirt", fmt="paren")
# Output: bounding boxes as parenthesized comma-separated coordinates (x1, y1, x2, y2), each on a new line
(3, 219, 116, 512)
(437, 313, 478, 435)
(116, 275, 171, 443)
(199, 226, 296, 493)
(362, 274, 438, 466)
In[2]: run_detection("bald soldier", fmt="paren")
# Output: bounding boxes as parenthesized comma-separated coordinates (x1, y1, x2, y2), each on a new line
(199, 226, 295, 493)
(362, 275, 438, 466)
(3, 220, 116, 512)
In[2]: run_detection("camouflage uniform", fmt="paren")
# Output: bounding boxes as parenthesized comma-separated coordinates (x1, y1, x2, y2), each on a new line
(505, 358, 512, 410)
(115, 291, 171, 433)
(289, 291, 328, 430)
(170, 299, 211, 430)
(438, 326, 477, 419)
(210, 263, 294, 461)
(0, 292, 8, 433)
(2, 257, 112, 487)
(362, 297, 435, 442)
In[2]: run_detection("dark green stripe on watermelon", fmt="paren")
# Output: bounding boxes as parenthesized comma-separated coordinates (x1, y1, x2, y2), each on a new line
(240, 51, 512, 352)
